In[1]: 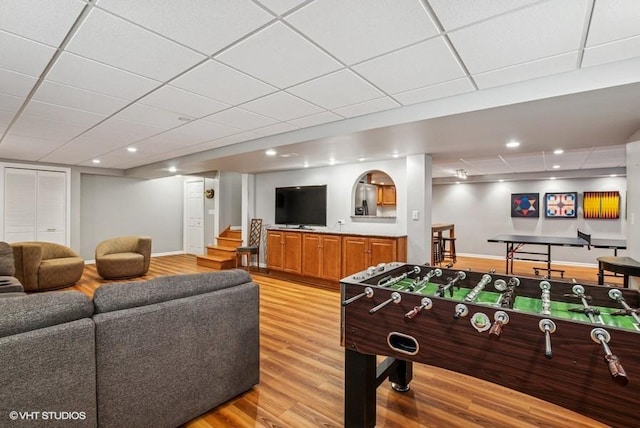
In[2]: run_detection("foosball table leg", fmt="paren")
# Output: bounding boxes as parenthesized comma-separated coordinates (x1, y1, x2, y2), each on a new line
(344, 349, 413, 427)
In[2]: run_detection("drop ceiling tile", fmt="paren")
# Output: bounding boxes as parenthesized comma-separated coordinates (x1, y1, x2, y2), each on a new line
(583, 146, 626, 168)
(216, 22, 342, 88)
(0, 0, 85, 46)
(9, 115, 88, 141)
(0, 31, 56, 77)
(40, 138, 114, 164)
(287, 0, 439, 65)
(253, 122, 298, 137)
(0, 68, 37, 98)
(168, 119, 242, 142)
(544, 149, 591, 170)
(257, 0, 306, 16)
(287, 69, 383, 110)
(241, 91, 324, 121)
(287, 111, 343, 128)
(461, 157, 512, 174)
(587, 0, 640, 46)
(500, 153, 546, 173)
(46, 53, 161, 100)
(128, 133, 188, 154)
(211, 130, 261, 146)
(203, 108, 278, 130)
(139, 86, 229, 119)
(96, 0, 272, 55)
(448, 0, 589, 74)
(66, 8, 206, 81)
(0, 135, 66, 161)
(582, 35, 640, 68)
(22, 100, 106, 128)
(81, 119, 165, 145)
(332, 97, 400, 118)
(394, 77, 474, 105)
(429, 0, 541, 31)
(474, 52, 578, 89)
(113, 103, 187, 130)
(171, 60, 277, 105)
(0, 92, 25, 113)
(354, 37, 465, 94)
(0, 110, 14, 131)
(33, 81, 129, 115)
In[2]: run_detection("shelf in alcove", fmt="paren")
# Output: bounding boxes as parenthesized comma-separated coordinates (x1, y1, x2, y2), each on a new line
(350, 215, 396, 223)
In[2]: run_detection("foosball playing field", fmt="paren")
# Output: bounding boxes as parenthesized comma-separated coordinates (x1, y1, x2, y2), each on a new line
(340, 263, 640, 428)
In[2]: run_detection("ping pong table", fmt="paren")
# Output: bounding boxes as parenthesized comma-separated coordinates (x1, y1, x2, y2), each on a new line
(488, 231, 626, 278)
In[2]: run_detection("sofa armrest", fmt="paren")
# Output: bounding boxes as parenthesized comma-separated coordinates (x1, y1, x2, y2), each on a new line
(136, 237, 152, 272)
(11, 243, 42, 290)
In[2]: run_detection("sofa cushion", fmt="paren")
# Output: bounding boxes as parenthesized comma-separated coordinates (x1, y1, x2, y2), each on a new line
(38, 256, 85, 289)
(0, 276, 24, 294)
(0, 242, 15, 276)
(0, 291, 94, 338)
(93, 269, 252, 313)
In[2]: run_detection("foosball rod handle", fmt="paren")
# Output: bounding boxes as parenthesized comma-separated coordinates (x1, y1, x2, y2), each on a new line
(539, 319, 556, 359)
(591, 328, 629, 386)
(489, 311, 509, 340)
(342, 287, 374, 306)
(404, 297, 433, 320)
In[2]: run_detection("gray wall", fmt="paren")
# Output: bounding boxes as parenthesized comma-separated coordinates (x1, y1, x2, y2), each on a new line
(218, 171, 242, 231)
(80, 174, 184, 260)
(432, 175, 627, 265)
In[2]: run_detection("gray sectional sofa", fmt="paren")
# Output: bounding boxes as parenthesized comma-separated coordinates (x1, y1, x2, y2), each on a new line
(0, 270, 260, 428)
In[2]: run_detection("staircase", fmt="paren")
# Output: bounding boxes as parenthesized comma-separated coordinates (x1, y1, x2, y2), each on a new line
(196, 226, 242, 270)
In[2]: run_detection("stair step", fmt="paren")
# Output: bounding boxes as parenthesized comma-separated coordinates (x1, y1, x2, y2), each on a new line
(206, 245, 238, 257)
(217, 237, 243, 248)
(196, 254, 236, 270)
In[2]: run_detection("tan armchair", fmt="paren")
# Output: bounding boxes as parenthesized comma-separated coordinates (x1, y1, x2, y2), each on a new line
(11, 242, 84, 291)
(95, 236, 152, 279)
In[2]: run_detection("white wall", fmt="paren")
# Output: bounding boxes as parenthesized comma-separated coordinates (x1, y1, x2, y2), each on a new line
(80, 174, 185, 259)
(254, 159, 407, 237)
(432, 176, 627, 265)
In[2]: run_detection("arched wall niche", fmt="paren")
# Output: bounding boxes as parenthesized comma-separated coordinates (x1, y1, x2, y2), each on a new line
(351, 170, 397, 220)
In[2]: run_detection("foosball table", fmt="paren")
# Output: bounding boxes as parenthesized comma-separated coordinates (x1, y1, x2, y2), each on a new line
(340, 262, 640, 427)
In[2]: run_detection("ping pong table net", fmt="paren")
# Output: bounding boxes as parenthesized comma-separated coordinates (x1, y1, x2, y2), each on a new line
(578, 229, 591, 250)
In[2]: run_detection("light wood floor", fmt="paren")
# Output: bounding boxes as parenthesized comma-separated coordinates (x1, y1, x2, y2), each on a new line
(68, 255, 611, 427)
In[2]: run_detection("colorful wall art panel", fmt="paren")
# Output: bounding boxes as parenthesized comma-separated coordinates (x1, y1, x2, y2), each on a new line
(583, 191, 620, 219)
(545, 192, 577, 218)
(511, 193, 539, 217)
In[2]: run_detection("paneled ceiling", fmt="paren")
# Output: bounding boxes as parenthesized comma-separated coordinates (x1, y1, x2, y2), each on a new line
(1, 0, 639, 180)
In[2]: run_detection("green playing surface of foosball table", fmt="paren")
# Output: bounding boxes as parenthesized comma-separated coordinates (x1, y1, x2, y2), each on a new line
(387, 278, 639, 332)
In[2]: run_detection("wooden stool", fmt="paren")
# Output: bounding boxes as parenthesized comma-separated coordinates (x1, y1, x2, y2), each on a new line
(432, 236, 443, 265)
(441, 237, 457, 264)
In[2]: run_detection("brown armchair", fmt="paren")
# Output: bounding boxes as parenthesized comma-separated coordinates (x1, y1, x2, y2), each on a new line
(95, 236, 152, 279)
(11, 241, 84, 291)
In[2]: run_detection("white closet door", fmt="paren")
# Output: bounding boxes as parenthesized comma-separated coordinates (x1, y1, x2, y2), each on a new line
(4, 168, 37, 242)
(185, 180, 204, 255)
(36, 170, 66, 244)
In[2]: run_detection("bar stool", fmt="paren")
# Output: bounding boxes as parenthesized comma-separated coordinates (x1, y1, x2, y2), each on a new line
(441, 237, 457, 264)
(432, 235, 443, 265)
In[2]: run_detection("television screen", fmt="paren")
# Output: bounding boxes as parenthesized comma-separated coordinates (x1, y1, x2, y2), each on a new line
(275, 185, 327, 227)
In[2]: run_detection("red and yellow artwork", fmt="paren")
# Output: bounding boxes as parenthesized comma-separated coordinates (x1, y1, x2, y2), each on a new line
(583, 191, 620, 219)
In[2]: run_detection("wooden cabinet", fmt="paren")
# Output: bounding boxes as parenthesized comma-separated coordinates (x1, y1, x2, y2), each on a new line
(342, 235, 405, 277)
(266, 230, 302, 274)
(377, 185, 396, 206)
(268, 229, 406, 283)
(302, 233, 342, 281)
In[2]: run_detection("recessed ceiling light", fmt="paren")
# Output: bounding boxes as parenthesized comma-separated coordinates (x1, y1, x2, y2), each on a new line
(550, 177, 556, 180)
(328, 159, 336, 165)
(498, 179, 504, 182)
(168, 166, 177, 173)
(552, 165, 560, 169)
(358, 157, 366, 162)
(392, 153, 400, 158)
(506, 141, 520, 148)
(265, 149, 277, 156)
(610, 174, 617, 178)
(127, 147, 137, 153)
(92, 159, 100, 164)
(553, 149, 564, 155)
(303, 162, 309, 168)
(279, 152, 298, 158)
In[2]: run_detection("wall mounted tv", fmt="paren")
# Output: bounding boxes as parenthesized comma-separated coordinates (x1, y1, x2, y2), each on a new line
(275, 185, 327, 227)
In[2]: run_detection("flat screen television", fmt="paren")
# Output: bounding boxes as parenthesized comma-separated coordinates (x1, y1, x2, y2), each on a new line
(275, 185, 327, 227)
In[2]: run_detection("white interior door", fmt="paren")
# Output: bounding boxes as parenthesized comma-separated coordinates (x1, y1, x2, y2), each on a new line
(4, 168, 37, 242)
(36, 170, 66, 244)
(185, 180, 204, 255)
